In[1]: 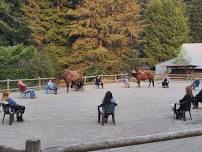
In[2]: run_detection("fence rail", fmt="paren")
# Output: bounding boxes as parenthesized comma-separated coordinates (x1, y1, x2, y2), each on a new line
(3, 129, 202, 152)
(0, 73, 202, 91)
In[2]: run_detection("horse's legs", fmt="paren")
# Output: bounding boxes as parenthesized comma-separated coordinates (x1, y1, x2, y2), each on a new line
(66, 81, 69, 92)
(152, 79, 154, 87)
(149, 79, 151, 87)
(138, 80, 140, 87)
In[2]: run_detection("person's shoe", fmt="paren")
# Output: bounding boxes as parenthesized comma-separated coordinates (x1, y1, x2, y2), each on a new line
(17, 116, 23, 122)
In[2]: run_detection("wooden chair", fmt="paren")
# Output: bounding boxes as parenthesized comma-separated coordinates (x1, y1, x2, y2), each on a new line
(1, 102, 15, 125)
(98, 102, 117, 125)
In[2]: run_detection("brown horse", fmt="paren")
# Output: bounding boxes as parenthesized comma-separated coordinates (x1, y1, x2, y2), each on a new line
(131, 70, 154, 87)
(56, 69, 84, 92)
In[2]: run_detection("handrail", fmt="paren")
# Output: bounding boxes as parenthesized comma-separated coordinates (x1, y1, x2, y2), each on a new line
(3, 128, 202, 152)
(57, 128, 202, 152)
(1, 73, 201, 91)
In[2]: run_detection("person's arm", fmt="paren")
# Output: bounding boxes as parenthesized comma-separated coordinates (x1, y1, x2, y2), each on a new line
(179, 95, 187, 104)
(179, 95, 191, 105)
(111, 98, 117, 106)
(7, 98, 17, 106)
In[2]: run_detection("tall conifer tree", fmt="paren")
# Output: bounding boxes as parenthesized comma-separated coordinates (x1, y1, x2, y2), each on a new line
(143, 0, 189, 66)
(0, 0, 31, 45)
(188, 0, 202, 42)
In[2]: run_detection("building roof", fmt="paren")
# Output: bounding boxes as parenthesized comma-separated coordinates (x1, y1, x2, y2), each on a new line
(155, 43, 202, 74)
(166, 65, 198, 69)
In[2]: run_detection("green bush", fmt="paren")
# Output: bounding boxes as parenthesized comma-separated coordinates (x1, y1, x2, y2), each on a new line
(0, 45, 55, 80)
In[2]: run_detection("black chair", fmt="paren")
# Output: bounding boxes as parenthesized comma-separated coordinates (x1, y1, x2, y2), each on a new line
(173, 100, 192, 121)
(1, 102, 15, 125)
(98, 102, 117, 125)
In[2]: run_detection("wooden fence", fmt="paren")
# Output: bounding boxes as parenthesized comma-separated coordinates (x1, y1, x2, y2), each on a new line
(2, 128, 202, 152)
(1, 73, 202, 91)
(0, 74, 128, 92)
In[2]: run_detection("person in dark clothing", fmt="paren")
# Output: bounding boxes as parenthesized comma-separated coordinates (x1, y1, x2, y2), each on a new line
(162, 74, 170, 88)
(193, 89, 202, 109)
(98, 91, 117, 126)
(174, 85, 193, 119)
(95, 76, 103, 88)
(1, 90, 25, 121)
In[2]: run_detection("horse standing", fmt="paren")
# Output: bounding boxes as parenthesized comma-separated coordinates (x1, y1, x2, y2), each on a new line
(56, 69, 84, 92)
(131, 70, 154, 87)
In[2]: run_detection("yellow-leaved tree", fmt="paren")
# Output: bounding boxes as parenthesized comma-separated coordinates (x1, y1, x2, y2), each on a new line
(62, 0, 142, 74)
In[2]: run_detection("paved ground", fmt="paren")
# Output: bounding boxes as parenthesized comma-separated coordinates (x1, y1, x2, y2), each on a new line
(1, 80, 202, 152)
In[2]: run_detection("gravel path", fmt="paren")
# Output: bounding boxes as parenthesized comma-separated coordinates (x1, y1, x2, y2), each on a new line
(1, 80, 202, 152)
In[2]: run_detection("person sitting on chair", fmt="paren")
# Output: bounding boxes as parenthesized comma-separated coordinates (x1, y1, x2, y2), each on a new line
(162, 74, 170, 88)
(95, 76, 103, 88)
(1, 90, 25, 121)
(174, 86, 193, 119)
(18, 80, 36, 98)
(193, 88, 202, 109)
(192, 78, 200, 90)
(98, 91, 117, 126)
(46, 80, 57, 94)
(123, 76, 130, 88)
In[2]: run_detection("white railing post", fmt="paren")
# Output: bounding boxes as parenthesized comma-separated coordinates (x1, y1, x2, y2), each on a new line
(38, 77, 41, 90)
(101, 74, 104, 81)
(7, 79, 10, 91)
(114, 74, 117, 82)
(84, 77, 87, 84)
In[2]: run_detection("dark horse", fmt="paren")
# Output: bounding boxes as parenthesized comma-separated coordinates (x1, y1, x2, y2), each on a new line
(56, 69, 84, 92)
(131, 70, 154, 87)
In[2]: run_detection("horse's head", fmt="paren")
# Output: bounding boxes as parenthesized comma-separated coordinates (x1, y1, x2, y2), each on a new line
(55, 72, 64, 85)
(130, 72, 138, 78)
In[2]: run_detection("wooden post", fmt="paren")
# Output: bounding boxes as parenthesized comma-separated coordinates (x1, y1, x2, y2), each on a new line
(114, 74, 117, 82)
(38, 77, 41, 90)
(84, 77, 87, 84)
(7, 79, 10, 91)
(26, 139, 41, 152)
(101, 74, 104, 82)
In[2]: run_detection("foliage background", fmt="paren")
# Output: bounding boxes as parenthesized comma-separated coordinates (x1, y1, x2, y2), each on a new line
(0, 0, 201, 79)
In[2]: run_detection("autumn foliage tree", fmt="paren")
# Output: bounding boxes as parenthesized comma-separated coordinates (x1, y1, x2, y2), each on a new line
(63, 0, 142, 74)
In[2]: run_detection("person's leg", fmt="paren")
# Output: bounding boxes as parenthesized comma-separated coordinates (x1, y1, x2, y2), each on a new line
(176, 108, 182, 119)
(162, 82, 165, 87)
(53, 85, 57, 94)
(101, 113, 105, 126)
(15, 105, 25, 121)
(192, 98, 198, 109)
(101, 82, 103, 88)
(30, 90, 36, 98)
(45, 86, 49, 94)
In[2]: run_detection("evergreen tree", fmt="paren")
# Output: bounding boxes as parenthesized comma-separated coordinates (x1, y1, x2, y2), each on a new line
(63, 0, 142, 74)
(0, 0, 31, 46)
(23, 0, 71, 70)
(188, 0, 202, 42)
(143, 0, 189, 66)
